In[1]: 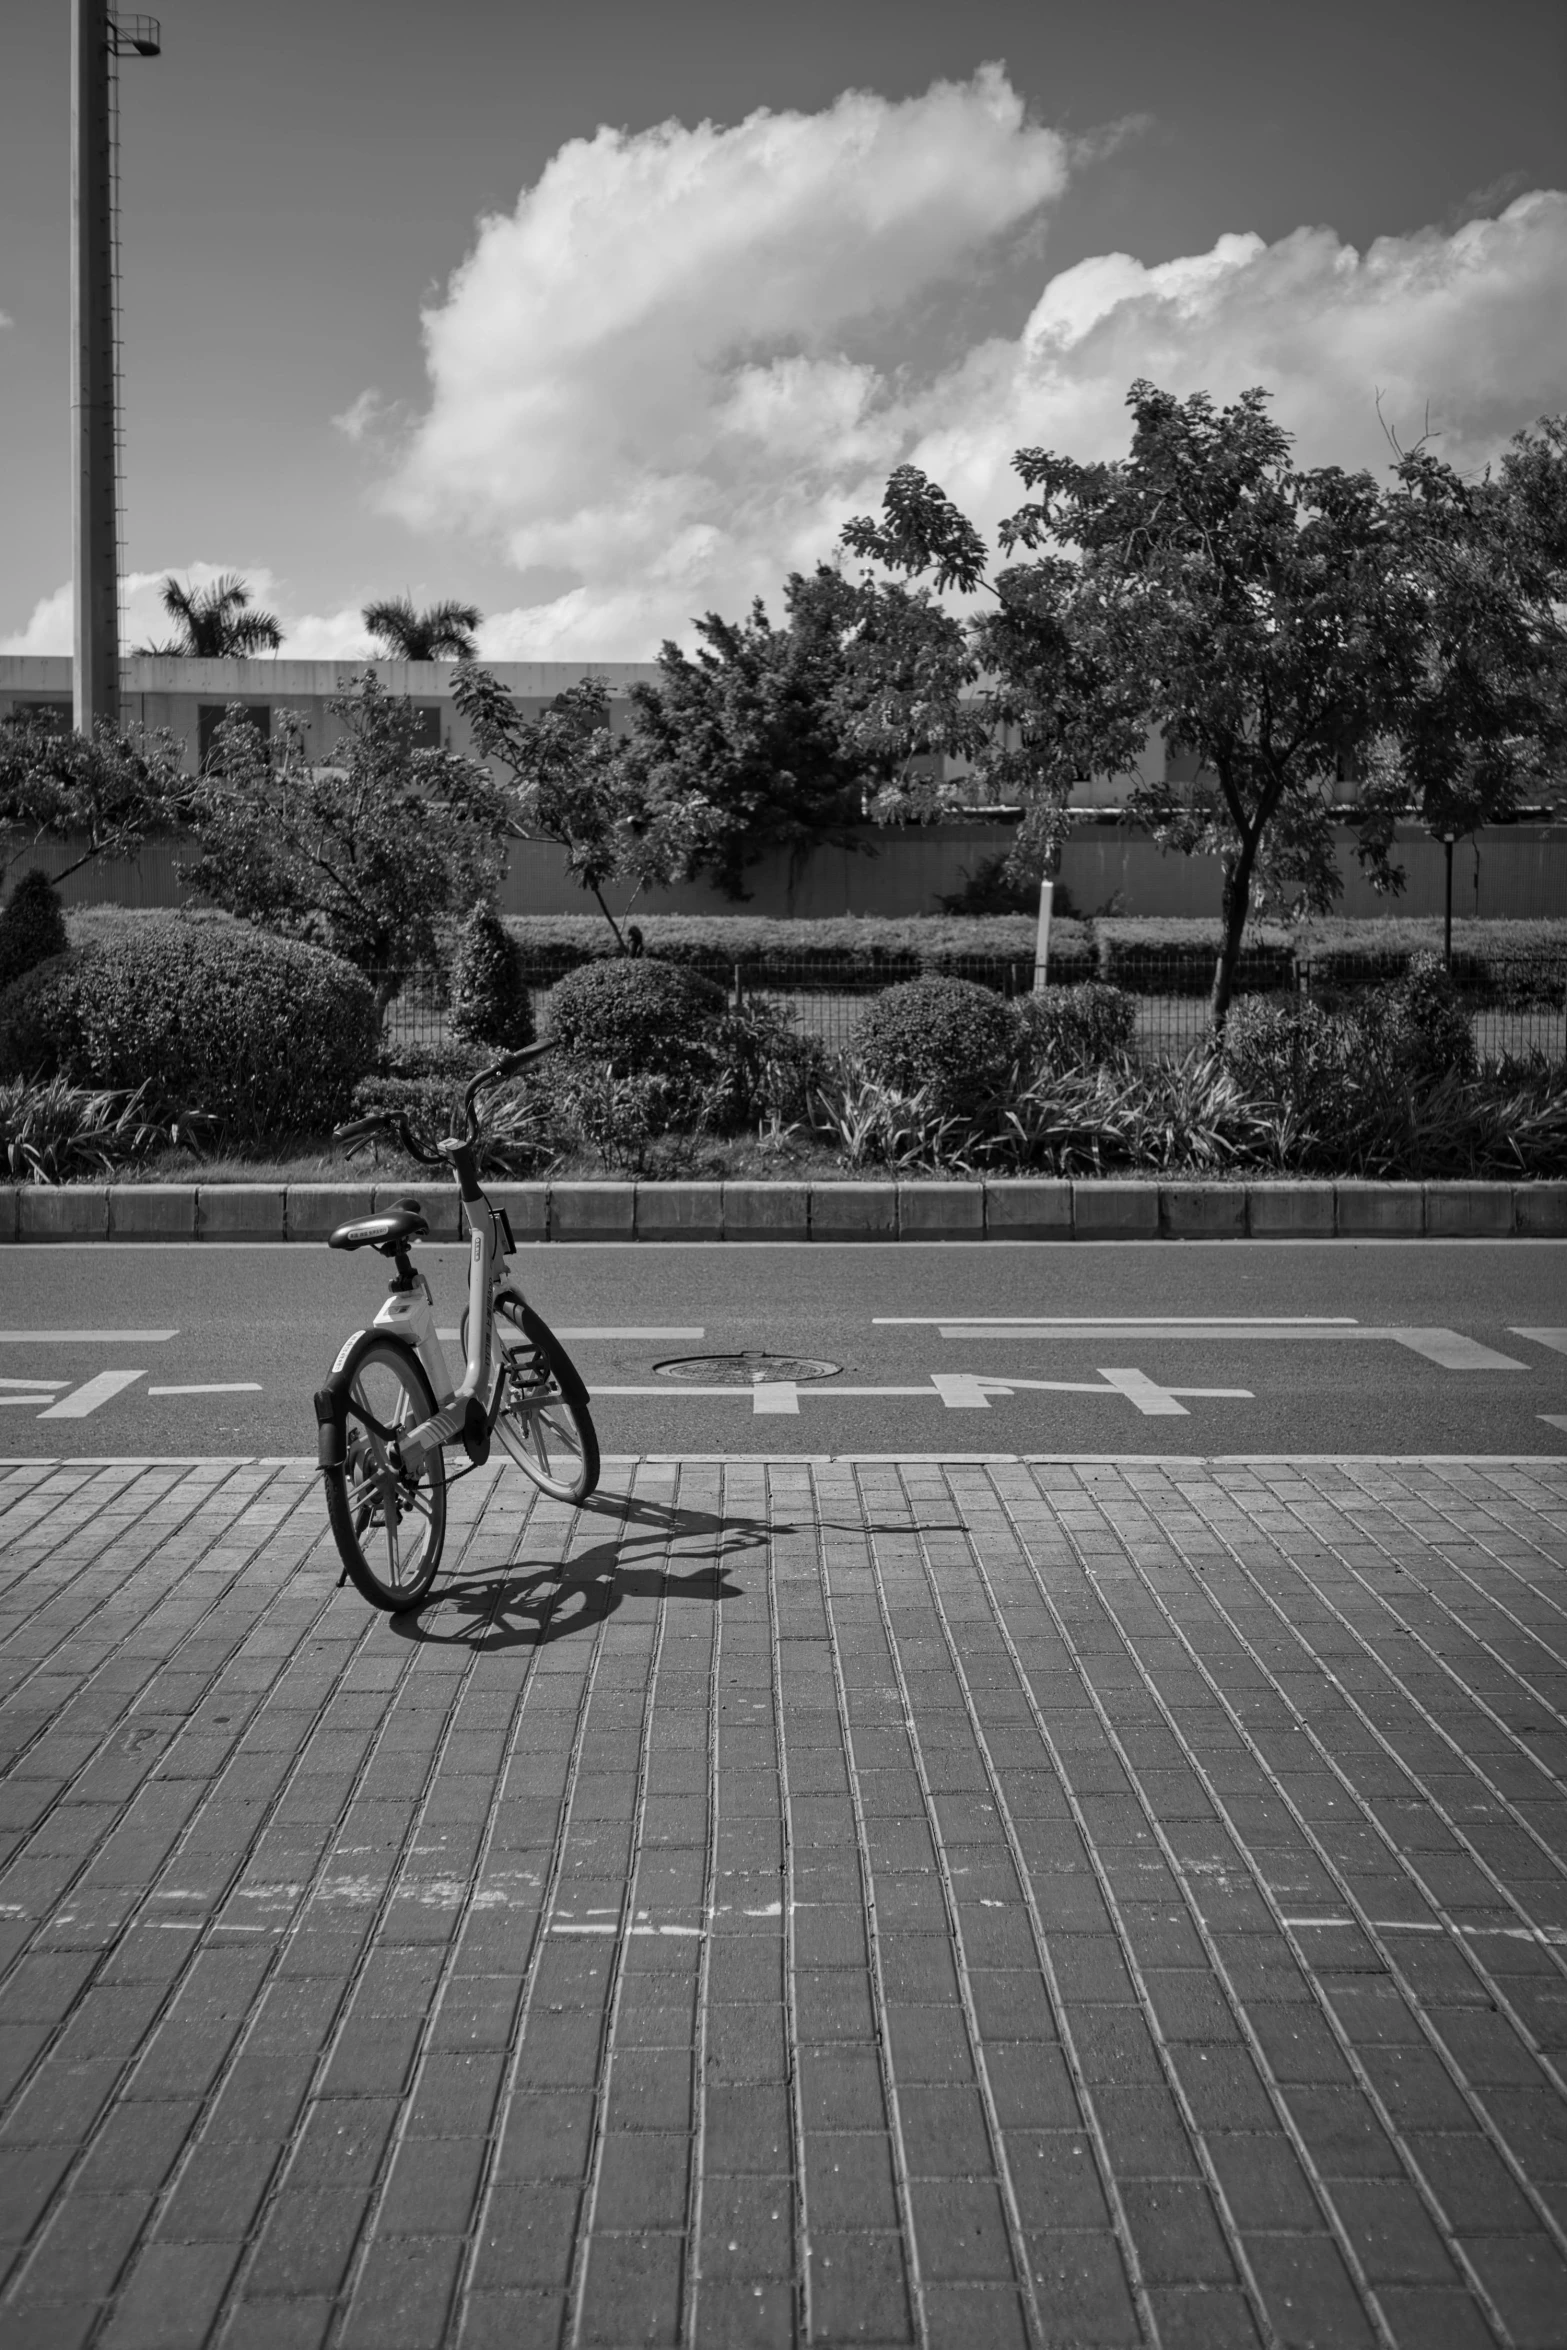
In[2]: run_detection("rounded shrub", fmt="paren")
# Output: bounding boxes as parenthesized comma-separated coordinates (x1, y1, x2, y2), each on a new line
(1363, 950, 1476, 1084)
(0, 869, 68, 995)
(546, 955, 727, 1077)
(449, 901, 534, 1051)
(856, 976, 1017, 1117)
(1016, 981, 1136, 1073)
(1221, 996, 1351, 1104)
(0, 913, 379, 1138)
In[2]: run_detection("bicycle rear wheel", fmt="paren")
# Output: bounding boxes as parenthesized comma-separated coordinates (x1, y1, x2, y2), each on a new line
(489, 1294, 599, 1503)
(324, 1335, 447, 1611)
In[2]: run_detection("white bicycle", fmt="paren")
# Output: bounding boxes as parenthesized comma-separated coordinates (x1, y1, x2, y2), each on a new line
(315, 1042, 599, 1613)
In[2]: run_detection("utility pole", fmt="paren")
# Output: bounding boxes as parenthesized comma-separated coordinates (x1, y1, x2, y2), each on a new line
(71, 6, 159, 734)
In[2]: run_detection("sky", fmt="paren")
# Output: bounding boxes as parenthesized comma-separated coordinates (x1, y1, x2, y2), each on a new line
(2, 0, 1564, 661)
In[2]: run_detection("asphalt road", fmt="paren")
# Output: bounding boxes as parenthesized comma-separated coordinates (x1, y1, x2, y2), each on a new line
(1, 1237, 1564, 1459)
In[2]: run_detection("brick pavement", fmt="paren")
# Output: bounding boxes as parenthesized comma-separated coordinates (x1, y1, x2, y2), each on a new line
(0, 1451, 1565, 2348)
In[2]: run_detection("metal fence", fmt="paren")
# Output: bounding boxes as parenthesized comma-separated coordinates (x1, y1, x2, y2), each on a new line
(383, 953, 1567, 1067)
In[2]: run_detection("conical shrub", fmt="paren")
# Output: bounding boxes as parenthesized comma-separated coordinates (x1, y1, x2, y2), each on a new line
(0, 868, 68, 995)
(449, 901, 534, 1050)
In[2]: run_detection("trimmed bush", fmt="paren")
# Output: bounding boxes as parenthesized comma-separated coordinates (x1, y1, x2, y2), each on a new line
(1296, 918, 1567, 1004)
(856, 976, 1019, 1117)
(508, 913, 1091, 990)
(1221, 996, 1352, 1104)
(0, 869, 68, 994)
(545, 955, 727, 1075)
(1016, 982, 1137, 1072)
(449, 900, 534, 1050)
(1363, 950, 1477, 1084)
(0, 913, 378, 1137)
(1096, 918, 1294, 996)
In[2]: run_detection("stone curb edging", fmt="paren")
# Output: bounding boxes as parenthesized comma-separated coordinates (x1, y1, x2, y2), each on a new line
(2, 1178, 1563, 1242)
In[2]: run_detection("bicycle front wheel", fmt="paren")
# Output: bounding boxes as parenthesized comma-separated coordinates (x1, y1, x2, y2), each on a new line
(489, 1294, 600, 1503)
(324, 1334, 447, 1611)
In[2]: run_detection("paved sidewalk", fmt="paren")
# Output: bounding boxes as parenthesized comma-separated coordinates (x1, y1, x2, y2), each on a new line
(1, 1455, 1566, 2350)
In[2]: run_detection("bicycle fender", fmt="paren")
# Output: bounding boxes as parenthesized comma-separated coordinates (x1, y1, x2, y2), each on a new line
(313, 1327, 375, 1470)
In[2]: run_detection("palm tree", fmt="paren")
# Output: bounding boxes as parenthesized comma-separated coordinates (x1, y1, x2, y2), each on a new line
(362, 595, 482, 662)
(138, 574, 284, 658)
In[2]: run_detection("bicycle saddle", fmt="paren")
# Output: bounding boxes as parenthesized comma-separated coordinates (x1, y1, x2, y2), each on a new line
(328, 1200, 429, 1254)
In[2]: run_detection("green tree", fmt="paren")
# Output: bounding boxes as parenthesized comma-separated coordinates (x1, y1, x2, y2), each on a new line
(1361, 417, 1567, 871)
(451, 665, 648, 948)
(362, 596, 482, 662)
(0, 712, 187, 895)
(844, 382, 1448, 1027)
(618, 569, 913, 901)
(180, 673, 507, 1017)
(137, 572, 284, 658)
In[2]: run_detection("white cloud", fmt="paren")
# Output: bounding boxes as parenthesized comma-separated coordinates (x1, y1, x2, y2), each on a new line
(387, 65, 1068, 652)
(376, 57, 1567, 657)
(0, 564, 374, 660)
(332, 388, 390, 445)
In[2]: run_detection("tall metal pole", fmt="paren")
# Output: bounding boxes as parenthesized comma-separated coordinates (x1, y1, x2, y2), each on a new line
(72, 0, 118, 735)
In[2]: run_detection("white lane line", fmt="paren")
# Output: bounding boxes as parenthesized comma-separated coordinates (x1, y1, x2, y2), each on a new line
(1542, 1417, 1567, 1436)
(0, 1398, 64, 1409)
(436, 1326, 704, 1342)
(0, 1330, 177, 1343)
(147, 1384, 263, 1397)
(878, 1315, 1357, 1326)
(751, 1383, 800, 1417)
(1514, 1329, 1567, 1356)
(0, 1376, 65, 1389)
(38, 1371, 145, 1418)
(933, 1322, 1528, 1369)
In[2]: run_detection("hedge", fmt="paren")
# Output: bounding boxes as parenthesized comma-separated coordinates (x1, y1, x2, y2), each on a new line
(1094, 918, 1296, 996)
(1294, 918, 1567, 1003)
(503, 912, 1095, 989)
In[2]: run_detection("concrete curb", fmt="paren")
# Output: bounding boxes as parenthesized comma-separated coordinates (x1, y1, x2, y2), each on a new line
(4, 1178, 1564, 1241)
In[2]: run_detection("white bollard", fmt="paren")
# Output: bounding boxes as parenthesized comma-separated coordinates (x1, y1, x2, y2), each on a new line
(1033, 877, 1054, 992)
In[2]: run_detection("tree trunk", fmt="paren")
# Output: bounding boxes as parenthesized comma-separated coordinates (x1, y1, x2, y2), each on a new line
(1209, 826, 1261, 1033)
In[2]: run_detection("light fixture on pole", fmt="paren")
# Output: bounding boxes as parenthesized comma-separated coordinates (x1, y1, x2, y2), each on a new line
(72, 6, 160, 735)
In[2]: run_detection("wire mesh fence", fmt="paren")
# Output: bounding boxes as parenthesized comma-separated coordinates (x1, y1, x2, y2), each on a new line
(383, 952, 1567, 1066)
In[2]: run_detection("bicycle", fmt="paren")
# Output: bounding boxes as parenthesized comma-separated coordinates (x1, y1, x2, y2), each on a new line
(314, 1041, 599, 1613)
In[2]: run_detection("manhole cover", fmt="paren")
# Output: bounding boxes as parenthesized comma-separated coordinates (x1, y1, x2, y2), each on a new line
(654, 1351, 841, 1386)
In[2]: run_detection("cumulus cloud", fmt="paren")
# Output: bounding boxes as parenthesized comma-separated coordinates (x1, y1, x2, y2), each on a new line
(367, 61, 1567, 658)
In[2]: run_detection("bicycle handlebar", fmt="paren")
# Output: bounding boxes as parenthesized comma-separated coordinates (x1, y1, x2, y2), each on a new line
(333, 1038, 559, 1161)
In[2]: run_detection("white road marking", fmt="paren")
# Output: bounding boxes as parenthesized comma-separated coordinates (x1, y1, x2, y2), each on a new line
(879, 1315, 1357, 1325)
(1514, 1329, 1567, 1356)
(0, 1397, 63, 1409)
(147, 1384, 263, 1397)
(1388, 1328, 1528, 1370)
(588, 1373, 1253, 1417)
(0, 1376, 65, 1389)
(1542, 1416, 1567, 1436)
(0, 1330, 176, 1343)
(436, 1326, 704, 1342)
(38, 1371, 146, 1418)
(933, 1322, 1528, 1369)
(751, 1383, 800, 1417)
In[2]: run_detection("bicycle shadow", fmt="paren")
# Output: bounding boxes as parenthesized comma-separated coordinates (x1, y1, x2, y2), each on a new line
(390, 1488, 773, 1652)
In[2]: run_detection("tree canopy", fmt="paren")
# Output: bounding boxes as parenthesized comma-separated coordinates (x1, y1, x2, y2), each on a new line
(363, 596, 482, 662)
(137, 573, 283, 659)
(180, 673, 506, 1013)
(842, 380, 1567, 1025)
(0, 712, 188, 894)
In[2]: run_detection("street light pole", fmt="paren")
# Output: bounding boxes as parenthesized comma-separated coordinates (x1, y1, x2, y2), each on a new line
(1442, 832, 1455, 970)
(70, 6, 159, 735)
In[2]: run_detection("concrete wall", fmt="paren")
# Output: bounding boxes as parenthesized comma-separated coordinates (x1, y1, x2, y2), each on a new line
(14, 819, 1566, 923)
(0, 653, 663, 767)
(5, 654, 1563, 919)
